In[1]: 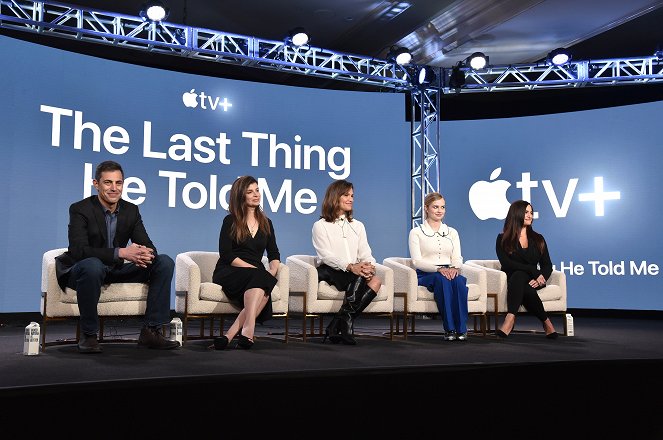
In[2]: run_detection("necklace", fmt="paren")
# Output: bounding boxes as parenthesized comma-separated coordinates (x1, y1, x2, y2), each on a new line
(247, 219, 258, 234)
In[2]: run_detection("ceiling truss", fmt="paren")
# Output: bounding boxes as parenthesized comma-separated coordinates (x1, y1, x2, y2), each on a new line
(2, 0, 663, 93)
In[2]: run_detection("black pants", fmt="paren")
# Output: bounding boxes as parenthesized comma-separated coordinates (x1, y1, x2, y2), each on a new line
(506, 270, 547, 321)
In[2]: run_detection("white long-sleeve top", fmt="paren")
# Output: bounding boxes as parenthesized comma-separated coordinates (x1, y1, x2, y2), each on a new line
(312, 216, 376, 271)
(408, 222, 463, 273)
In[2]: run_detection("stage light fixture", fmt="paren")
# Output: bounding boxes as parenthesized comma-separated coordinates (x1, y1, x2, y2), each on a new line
(387, 46, 412, 65)
(140, 1, 169, 22)
(448, 64, 466, 90)
(286, 27, 310, 47)
(174, 28, 186, 45)
(417, 65, 436, 86)
(466, 52, 488, 70)
(547, 48, 571, 66)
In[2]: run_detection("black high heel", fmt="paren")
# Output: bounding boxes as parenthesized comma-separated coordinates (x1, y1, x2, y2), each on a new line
(496, 329, 509, 338)
(237, 334, 254, 349)
(323, 318, 342, 344)
(545, 331, 559, 339)
(213, 335, 229, 350)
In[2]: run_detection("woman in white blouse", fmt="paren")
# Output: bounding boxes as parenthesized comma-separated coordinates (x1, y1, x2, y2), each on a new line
(312, 180, 382, 345)
(409, 192, 469, 341)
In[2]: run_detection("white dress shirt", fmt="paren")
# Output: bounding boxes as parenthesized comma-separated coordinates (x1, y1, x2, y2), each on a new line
(312, 216, 376, 271)
(408, 221, 463, 273)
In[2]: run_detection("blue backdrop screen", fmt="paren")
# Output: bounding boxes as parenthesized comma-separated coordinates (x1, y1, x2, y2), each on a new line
(440, 105, 663, 310)
(1, 34, 661, 312)
(0, 35, 410, 312)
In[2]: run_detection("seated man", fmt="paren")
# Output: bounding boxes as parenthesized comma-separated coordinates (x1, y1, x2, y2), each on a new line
(55, 160, 180, 353)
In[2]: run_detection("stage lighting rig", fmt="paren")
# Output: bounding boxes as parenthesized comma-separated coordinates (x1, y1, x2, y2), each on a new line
(465, 52, 488, 70)
(387, 46, 413, 65)
(547, 48, 572, 66)
(140, 1, 169, 22)
(286, 27, 310, 48)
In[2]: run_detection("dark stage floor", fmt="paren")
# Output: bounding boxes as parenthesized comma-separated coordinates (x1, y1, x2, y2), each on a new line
(1, 312, 663, 436)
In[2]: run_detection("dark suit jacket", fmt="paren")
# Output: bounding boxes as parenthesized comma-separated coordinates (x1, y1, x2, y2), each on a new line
(495, 232, 553, 281)
(55, 195, 157, 290)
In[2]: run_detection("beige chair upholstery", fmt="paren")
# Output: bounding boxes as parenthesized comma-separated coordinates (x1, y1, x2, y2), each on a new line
(382, 257, 487, 338)
(175, 251, 289, 343)
(41, 248, 150, 350)
(285, 255, 394, 341)
(464, 259, 568, 335)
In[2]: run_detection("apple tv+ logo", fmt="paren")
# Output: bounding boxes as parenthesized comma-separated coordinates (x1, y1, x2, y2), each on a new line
(468, 167, 621, 220)
(182, 89, 233, 112)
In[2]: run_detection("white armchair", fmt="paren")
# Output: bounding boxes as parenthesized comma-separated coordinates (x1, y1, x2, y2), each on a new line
(382, 257, 487, 338)
(175, 251, 290, 343)
(285, 255, 394, 342)
(41, 247, 150, 350)
(465, 259, 568, 335)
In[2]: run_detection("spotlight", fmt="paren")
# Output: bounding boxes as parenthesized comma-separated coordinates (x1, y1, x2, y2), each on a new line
(387, 46, 412, 65)
(286, 27, 309, 47)
(466, 52, 488, 70)
(416, 65, 436, 86)
(547, 48, 571, 66)
(140, 1, 169, 22)
(448, 64, 466, 90)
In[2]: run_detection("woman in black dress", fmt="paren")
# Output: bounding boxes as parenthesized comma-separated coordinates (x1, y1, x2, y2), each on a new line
(496, 200, 558, 339)
(211, 176, 281, 349)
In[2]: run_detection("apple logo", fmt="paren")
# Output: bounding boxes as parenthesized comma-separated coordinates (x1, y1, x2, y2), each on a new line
(182, 89, 198, 108)
(468, 167, 512, 220)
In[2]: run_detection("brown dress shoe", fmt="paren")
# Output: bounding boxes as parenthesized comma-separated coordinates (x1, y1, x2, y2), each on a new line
(137, 326, 180, 350)
(78, 334, 103, 353)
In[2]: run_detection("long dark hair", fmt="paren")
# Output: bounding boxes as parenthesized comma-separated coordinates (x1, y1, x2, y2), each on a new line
(320, 180, 354, 222)
(228, 176, 270, 242)
(500, 200, 545, 254)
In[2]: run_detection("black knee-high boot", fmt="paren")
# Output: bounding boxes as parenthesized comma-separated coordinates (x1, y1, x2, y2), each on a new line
(323, 277, 366, 344)
(337, 283, 378, 346)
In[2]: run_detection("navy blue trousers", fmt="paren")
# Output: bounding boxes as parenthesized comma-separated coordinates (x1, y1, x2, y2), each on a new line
(66, 255, 174, 335)
(416, 270, 469, 333)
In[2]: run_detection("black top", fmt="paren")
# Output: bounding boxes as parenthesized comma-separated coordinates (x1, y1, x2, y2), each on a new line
(495, 233, 553, 280)
(217, 214, 280, 268)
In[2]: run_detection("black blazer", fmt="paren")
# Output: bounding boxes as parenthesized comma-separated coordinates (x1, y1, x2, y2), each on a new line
(495, 232, 553, 281)
(55, 196, 156, 290)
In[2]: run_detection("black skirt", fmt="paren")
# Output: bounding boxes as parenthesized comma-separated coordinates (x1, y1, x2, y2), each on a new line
(317, 264, 360, 292)
(212, 265, 277, 323)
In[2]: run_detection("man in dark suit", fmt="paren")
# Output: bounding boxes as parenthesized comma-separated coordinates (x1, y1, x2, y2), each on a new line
(56, 160, 179, 353)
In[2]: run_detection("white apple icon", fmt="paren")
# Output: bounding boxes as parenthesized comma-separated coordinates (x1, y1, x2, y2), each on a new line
(468, 167, 512, 220)
(182, 89, 198, 108)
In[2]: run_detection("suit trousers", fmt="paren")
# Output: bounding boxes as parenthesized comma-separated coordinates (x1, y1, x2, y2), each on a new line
(66, 254, 175, 335)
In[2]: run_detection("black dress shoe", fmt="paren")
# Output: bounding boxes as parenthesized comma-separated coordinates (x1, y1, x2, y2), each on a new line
(137, 326, 180, 350)
(236, 334, 254, 349)
(78, 333, 102, 353)
(545, 331, 559, 339)
(496, 329, 509, 338)
(213, 335, 229, 350)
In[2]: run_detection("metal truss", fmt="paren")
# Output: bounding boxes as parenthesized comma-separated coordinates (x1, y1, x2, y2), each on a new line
(3, 0, 663, 226)
(0, 0, 411, 90)
(445, 57, 663, 93)
(410, 88, 440, 228)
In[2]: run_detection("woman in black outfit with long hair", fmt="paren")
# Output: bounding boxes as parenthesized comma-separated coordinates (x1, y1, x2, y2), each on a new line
(211, 176, 281, 350)
(495, 200, 558, 339)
